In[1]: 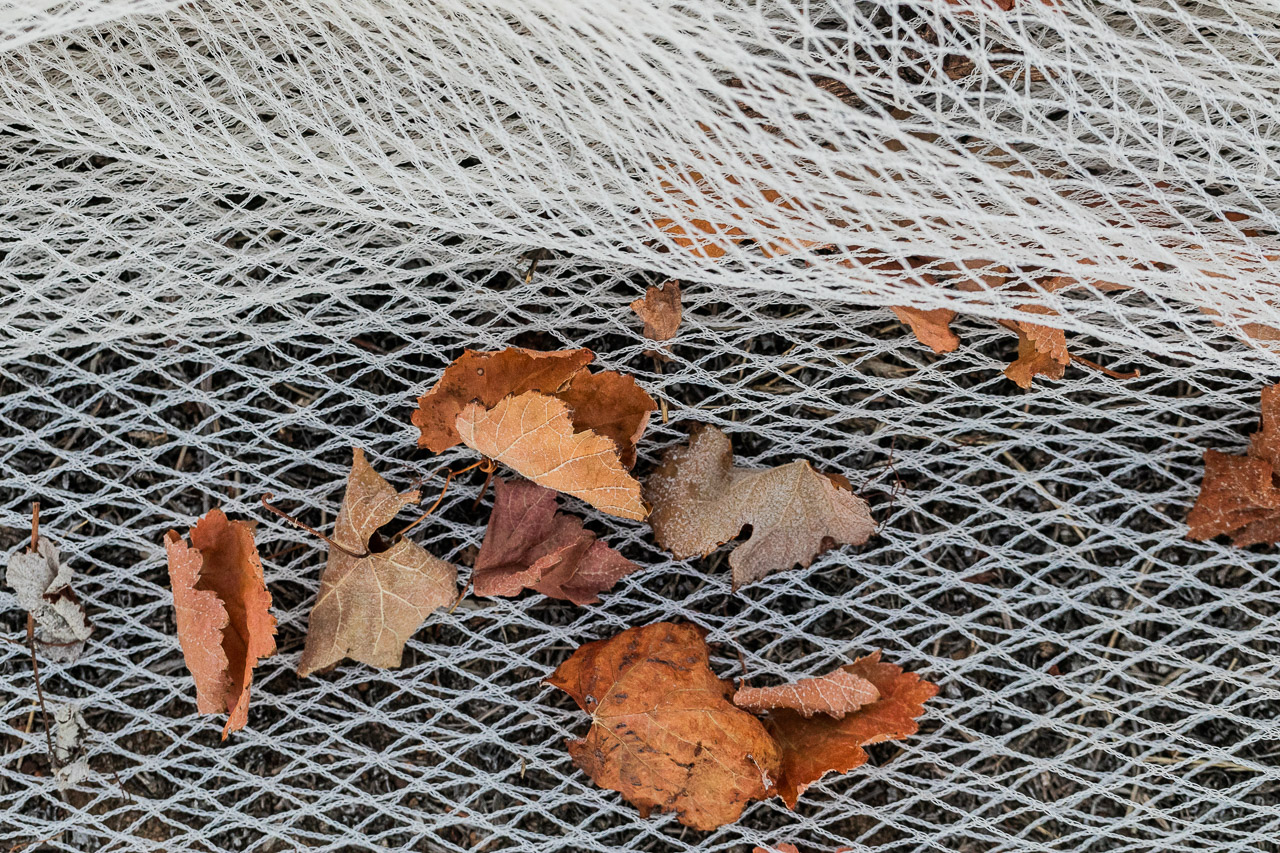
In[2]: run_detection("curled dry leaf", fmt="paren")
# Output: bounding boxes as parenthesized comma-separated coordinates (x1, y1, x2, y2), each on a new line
(5, 536, 93, 662)
(412, 347, 655, 469)
(297, 449, 457, 677)
(457, 392, 647, 521)
(1187, 383, 1280, 546)
(646, 424, 875, 587)
(734, 669, 880, 719)
(545, 622, 780, 830)
(164, 509, 277, 737)
(630, 280, 683, 343)
(890, 305, 959, 354)
(763, 652, 939, 808)
(52, 704, 90, 791)
(1001, 305, 1069, 388)
(548, 622, 936, 829)
(474, 478, 640, 605)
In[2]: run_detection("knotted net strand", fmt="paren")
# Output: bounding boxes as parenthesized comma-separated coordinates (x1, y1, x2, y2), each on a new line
(1, 0, 1278, 851)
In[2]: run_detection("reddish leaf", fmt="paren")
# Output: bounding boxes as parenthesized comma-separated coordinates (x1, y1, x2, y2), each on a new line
(546, 622, 780, 830)
(456, 392, 647, 521)
(734, 669, 880, 719)
(763, 652, 938, 808)
(297, 449, 457, 676)
(164, 509, 277, 738)
(474, 478, 640, 604)
(646, 424, 874, 587)
(1188, 385, 1280, 546)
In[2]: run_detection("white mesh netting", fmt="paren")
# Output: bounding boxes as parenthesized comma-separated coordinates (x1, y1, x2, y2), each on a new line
(2, 0, 1280, 851)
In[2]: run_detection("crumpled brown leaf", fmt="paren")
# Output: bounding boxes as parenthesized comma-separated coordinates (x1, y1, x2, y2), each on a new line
(297, 449, 457, 677)
(165, 509, 277, 737)
(548, 622, 936, 828)
(5, 536, 93, 663)
(412, 347, 655, 469)
(646, 424, 875, 587)
(473, 478, 640, 604)
(1001, 304, 1069, 388)
(630, 280, 683, 343)
(763, 652, 939, 808)
(1187, 383, 1280, 546)
(890, 305, 959, 354)
(734, 669, 880, 719)
(545, 622, 781, 830)
(457, 392, 647, 521)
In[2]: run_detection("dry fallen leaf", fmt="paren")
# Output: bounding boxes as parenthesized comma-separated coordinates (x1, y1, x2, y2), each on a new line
(631, 280, 683, 343)
(412, 347, 655, 469)
(164, 509, 277, 737)
(646, 424, 875, 587)
(1001, 305, 1069, 388)
(457, 392, 647, 521)
(734, 669, 880, 719)
(474, 478, 641, 604)
(1187, 383, 1280, 546)
(297, 449, 457, 677)
(5, 535, 93, 663)
(890, 305, 960, 354)
(548, 622, 936, 828)
(763, 652, 939, 808)
(545, 622, 780, 830)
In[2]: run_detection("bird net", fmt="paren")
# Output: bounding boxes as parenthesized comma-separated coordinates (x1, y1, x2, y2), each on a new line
(2, 0, 1279, 850)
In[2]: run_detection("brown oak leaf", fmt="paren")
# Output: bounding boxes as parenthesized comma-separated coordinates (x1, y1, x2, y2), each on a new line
(456, 392, 647, 521)
(297, 449, 457, 677)
(1187, 383, 1280, 546)
(631, 280, 683, 342)
(164, 509, 277, 737)
(412, 347, 654, 469)
(474, 478, 640, 604)
(545, 622, 781, 830)
(763, 652, 938, 808)
(646, 424, 874, 587)
(734, 669, 880, 719)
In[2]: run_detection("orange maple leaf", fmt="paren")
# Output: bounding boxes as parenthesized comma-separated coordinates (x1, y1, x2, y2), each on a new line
(412, 347, 654, 469)
(545, 622, 780, 831)
(763, 652, 939, 808)
(164, 509, 277, 738)
(1187, 383, 1280, 546)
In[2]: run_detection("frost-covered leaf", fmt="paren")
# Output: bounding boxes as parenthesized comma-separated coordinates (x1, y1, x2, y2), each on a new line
(646, 424, 874, 587)
(5, 536, 93, 662)
(297, 449, 457, 677)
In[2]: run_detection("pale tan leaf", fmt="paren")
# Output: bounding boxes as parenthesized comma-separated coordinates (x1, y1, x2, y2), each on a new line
(734, 669, 881, 719)
(297, 449, 457, 677)
(456, 391, 647, 521)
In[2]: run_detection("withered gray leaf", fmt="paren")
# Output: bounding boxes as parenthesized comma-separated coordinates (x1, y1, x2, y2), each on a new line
(5, 536, 93, 662)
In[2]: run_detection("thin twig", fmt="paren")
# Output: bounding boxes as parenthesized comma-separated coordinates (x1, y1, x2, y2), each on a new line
(26, 615, 56, 770)
(30, 502, 38, 551)
(1070, 353, 1140, 381)
(260, 493, 369, 559)
(397, 458, 489, 539)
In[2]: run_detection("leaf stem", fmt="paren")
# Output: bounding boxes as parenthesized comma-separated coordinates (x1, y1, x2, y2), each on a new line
(30, 502, 38, 552)
(259, 493, 370, 559)
(396, 458, 490, 539)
